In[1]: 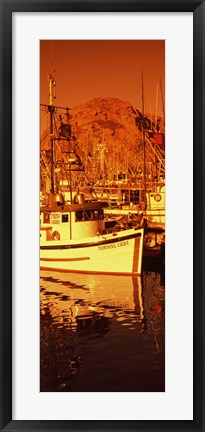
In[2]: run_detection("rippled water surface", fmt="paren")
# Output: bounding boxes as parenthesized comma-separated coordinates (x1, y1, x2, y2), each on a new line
(40, 270, 165, 392)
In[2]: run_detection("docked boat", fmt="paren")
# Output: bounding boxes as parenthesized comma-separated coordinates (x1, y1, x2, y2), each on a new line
(104, 187, 165, 228)
(40, 193, 144, 275)
(94, 182, 165, 228)
(40, 75, 144, 275)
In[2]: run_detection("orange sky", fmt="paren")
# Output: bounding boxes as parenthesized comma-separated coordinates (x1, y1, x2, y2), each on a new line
(40, 40, 165, 117)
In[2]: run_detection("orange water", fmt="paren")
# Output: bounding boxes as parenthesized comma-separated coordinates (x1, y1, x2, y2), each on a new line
(40, 270, 165, 392)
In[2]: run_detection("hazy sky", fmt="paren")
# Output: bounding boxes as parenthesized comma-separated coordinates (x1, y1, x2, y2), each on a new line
(40, 40, 165, 117)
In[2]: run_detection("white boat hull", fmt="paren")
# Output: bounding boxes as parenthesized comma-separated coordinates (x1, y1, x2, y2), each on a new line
(40, 228, 144, 275)
(104, 208, 165, 227)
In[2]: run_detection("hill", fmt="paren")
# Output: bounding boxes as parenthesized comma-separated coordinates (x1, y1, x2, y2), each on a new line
(40, 97, 165, 188)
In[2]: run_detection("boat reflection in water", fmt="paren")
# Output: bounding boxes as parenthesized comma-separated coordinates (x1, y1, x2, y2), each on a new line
(40, 271, 165, 392)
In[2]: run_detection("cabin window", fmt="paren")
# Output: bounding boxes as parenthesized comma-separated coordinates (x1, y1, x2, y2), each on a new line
(99, 209, 104, 220)
(89, 211, 94, 220)
(94, 211, 99, 220)
(130, 190, 140, 204)
(44, 213, 50, 223)
(75, 209, 103, 222)
(62, 214, 69, 223)
(75, 211, 83, 221)
(83, 211, 89, 221)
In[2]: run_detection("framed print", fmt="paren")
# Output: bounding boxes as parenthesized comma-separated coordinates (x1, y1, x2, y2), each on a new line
(0, 0, 204, 431)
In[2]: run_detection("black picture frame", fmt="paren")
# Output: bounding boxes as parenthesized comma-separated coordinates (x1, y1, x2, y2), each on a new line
(0, 1, 204, 431)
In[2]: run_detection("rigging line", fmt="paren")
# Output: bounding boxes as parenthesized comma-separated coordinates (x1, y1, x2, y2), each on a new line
(155, 82, 159, 129)
(55, 142, 70, 185)
(74, 216, 101, 234)
(52, 114, 86, 192)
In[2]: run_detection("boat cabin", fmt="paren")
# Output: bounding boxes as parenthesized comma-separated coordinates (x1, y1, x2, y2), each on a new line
(40, 195, 107, 241)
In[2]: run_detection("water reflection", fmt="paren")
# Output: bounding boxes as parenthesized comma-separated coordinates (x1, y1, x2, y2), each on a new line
(40, 271, 164, 392)
(41, 273, 144, 331)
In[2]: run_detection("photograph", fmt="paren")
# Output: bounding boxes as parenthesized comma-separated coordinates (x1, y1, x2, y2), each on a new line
(40, 40, 165, 392)
(1, 1, 204, 429)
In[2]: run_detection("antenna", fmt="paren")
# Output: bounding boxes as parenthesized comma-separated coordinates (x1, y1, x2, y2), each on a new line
(49, 74, 56, 107)
(50, 40, 56, 77)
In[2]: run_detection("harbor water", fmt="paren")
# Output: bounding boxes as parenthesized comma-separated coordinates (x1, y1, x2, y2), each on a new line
(40, 270, 165, 392)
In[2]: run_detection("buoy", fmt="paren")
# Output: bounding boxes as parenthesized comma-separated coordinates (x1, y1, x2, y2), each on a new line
(154, 193, 161, 202)
(52, 231, 60, 240)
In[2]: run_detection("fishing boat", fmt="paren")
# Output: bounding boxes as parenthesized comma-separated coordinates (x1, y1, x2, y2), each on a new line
(103, 185, 165, 227)
(40, 75, 144, 275)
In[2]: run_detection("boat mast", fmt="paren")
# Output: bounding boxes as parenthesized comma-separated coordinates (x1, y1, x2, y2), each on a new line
(155, 82, 159, 130)
(48, 74, 56, 193)
(141, 71, 147, 212)
(160, 77, 165, 124)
